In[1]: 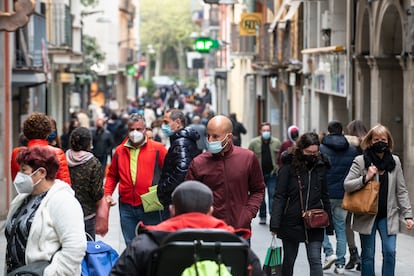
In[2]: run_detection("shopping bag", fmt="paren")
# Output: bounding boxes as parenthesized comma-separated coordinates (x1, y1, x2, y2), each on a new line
(141, 185, 164, 213)
(263, 236, 282, 276)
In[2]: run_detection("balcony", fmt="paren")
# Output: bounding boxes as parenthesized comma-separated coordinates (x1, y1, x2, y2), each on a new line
(15, 13, 46, 69)
(49, 3, 72, 48)
(230, 23, 255, 55)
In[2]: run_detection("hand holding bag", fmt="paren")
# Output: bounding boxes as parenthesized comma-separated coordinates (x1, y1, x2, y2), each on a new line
(263, 236, 282, 276)
(140, 150, 163, 213)
(141, 185, 164, 213)
(342, 179, 380, 215)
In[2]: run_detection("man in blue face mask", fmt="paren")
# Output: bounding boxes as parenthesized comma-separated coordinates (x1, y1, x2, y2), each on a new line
(157, 109, 200, 220)
(248, 122, 281, 225)
(185, 115, 265, 233)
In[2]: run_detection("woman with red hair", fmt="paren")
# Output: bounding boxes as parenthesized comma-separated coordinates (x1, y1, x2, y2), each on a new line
(6, 146, 86, 275)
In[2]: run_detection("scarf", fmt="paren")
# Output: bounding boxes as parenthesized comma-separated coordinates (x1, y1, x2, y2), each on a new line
(66, 150, 94, 167)
(363, 148, 395, 172)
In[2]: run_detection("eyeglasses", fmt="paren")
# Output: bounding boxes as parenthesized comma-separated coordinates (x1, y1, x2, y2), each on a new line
(303, 149, 320, 155)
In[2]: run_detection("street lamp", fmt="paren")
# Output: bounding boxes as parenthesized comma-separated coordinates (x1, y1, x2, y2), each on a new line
(144, 44, 156, 81)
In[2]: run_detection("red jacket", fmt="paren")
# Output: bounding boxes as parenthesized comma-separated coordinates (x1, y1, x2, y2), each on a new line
(142, 212, 251, 239)
(185, 145, 265, 230)
(104, 139, 167, 206)
(11, 139, 71, 185)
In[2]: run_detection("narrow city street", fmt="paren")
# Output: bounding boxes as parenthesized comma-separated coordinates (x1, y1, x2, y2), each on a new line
(1, 189, 414, 275)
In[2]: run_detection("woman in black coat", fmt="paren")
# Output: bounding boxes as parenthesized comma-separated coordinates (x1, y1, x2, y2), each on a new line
(270, 132, 333, 276)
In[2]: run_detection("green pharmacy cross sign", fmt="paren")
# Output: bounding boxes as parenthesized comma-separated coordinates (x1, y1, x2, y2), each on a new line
(126, 64, 136, 76)
(194, 37, 220, 53)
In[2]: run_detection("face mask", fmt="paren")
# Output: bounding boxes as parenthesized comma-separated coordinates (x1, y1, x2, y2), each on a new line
(47, 130, 57, 142)
(13, 169, 41, 194)
(371, 141, 388, 153)
(161, 124, 174, 137)
(303, 155, 318, 167)
(129, 130, 144, 144)
(262, 131, 271, 140)
(207, 134, 229, 154)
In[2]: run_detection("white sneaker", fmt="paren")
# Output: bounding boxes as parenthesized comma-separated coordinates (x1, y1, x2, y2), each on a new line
(323, 254, 337, 270)
(334, 265, 345, 274)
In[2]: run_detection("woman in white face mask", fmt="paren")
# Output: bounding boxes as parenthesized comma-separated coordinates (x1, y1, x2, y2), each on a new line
(6, 146, 86, 275)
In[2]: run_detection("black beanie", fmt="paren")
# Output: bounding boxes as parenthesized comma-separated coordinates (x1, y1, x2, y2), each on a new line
(172, 181, 213, 215)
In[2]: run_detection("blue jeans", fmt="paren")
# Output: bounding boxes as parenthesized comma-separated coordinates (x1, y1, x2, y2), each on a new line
(119, 202, 162, 245)
(282, 239, 323, 276)
(360, 217, 396, 276)
(259, 173, 276, 218)
(323, 198, 347, 265)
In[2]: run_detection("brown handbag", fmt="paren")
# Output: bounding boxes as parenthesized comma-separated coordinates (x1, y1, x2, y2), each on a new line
(342, 180, 380, 215)
(297, 175, 330, 229)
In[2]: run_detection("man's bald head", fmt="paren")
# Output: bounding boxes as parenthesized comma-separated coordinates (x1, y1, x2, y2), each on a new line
(206, 115, 234, 154)
(207, 115, 233, 133)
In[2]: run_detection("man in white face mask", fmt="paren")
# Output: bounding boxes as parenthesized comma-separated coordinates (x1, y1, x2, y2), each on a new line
(98, 113, 167, 245)
(185, 115, 265, 232)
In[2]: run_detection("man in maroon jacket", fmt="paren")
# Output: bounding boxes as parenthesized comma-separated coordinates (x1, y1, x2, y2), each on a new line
(185, 115, 265, 231)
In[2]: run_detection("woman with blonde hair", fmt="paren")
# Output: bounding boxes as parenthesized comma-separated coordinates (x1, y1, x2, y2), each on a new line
(344, 124, 414, 276)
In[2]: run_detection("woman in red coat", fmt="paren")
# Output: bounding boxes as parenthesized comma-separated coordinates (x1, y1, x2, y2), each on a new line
(11, 112, 71, 185)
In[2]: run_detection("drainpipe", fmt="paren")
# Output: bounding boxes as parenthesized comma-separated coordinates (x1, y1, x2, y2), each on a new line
(346, 0, 355, 122)
(4, 0, 11, 212)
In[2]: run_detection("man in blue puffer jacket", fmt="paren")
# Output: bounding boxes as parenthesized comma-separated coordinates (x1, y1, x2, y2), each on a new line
(319, 120, 359, 274)
(157, 109, 200, 220)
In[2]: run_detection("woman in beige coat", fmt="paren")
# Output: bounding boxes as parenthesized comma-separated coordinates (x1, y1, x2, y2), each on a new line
(344, 124, 414, 276)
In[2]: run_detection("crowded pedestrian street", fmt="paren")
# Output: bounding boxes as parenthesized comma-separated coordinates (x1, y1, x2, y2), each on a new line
(2, 188, 414, 275)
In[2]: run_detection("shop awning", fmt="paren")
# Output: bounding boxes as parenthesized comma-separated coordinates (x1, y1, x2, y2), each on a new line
(301, 45, 345, 54)
(12, 70, 46, 87)
(268, 0, 302, 32)
(268, 1, 288, 32)
(278, 0, 302, 29)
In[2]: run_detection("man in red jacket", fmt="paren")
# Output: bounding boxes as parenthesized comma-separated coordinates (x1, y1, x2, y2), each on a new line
(100, 113, 167, 245)
(185, 115, 265, 231)
(11, 112, 71, 185)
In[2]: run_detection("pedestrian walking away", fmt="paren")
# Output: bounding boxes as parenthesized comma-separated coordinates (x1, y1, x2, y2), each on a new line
(10, 112, 72, 185)
(110, 180, 265, 276)
(66, 126, 105, 240)
(319, 120, 359, 274)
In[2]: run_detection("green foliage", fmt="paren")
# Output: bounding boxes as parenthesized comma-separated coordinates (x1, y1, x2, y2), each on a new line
(82, 35, 106, 76)
(139, 79, 157, 96)
(140, 0, 199, 75)
(81, 0, 99, 7)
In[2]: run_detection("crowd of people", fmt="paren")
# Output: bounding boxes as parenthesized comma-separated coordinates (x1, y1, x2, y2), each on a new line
(5, 86, 414, 275)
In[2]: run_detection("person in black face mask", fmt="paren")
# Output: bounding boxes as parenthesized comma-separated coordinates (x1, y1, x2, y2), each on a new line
(270, 132, 332, 276)
(344, 124, 414, 276)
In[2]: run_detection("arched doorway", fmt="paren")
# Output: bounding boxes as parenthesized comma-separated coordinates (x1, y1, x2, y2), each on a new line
(375, 4, 404, 158)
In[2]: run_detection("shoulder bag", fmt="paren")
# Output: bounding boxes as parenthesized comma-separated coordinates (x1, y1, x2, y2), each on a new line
(341, 177, 380, 215)
(297, 174, 330, 229)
